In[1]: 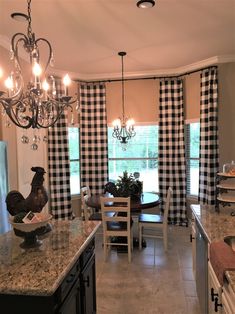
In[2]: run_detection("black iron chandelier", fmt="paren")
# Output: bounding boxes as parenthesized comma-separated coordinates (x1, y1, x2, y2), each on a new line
(112, 52, 135, 148)
(0, 0, 77, 130)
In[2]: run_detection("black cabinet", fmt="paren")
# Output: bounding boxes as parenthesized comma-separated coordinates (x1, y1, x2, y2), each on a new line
(0, 237, 96, 314)
(58, 276, 81, 314)
(80, 254, 96, 314)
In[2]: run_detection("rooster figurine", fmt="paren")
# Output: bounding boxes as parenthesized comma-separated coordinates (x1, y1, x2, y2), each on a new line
(6, 167, 48, 216)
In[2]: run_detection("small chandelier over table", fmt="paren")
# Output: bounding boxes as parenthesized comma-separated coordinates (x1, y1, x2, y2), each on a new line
(112, 52, 135, 149)
(0, 0, 77, 135)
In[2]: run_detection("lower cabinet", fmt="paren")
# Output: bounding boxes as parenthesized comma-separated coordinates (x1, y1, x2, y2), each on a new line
(80, 253, 96, 314)
(208, 261, 223, 313)
(222, 282, 235, 314)
(58, 276, 81, 314)
(57, 237, 96, 314)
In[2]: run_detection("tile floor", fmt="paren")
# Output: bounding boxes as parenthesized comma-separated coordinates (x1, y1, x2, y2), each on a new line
(95, 224, 201, 314)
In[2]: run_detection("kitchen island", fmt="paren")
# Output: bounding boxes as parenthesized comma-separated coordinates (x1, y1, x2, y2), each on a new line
(0, 218, 101, 314)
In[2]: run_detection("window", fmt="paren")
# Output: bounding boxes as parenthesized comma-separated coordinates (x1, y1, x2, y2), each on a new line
(68, 127, 80, 195)
(108, 125, 158, 193)
(185, 122, 200, 196)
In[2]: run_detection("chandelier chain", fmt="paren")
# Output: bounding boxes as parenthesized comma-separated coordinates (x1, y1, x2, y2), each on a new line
(27, 0, 32, 38)
(121, 54, 125, 121)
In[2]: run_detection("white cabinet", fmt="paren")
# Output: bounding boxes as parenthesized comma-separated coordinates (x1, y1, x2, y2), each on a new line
(222, 282, 235, 314)
(217, 173, 235, 210)
(208, 261, 223, 313)
(191, 213, 196, 279)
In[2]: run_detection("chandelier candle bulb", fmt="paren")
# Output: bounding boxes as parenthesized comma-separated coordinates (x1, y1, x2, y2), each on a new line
(4, 76, 14, 97)
(63, 74, 71, 96)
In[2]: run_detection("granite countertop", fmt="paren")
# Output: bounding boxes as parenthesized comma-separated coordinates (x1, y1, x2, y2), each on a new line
(191, 204, 235, 293)
(0, 218, 100, 296)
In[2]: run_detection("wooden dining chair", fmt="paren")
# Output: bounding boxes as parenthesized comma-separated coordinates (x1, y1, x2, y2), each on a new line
(138, 187, 173, 252)
(80, 186, 92, 221)
(100, 196, 133, 263)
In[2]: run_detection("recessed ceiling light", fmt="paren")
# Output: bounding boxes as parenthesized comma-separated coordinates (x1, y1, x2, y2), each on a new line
(137, 0, 155, 9)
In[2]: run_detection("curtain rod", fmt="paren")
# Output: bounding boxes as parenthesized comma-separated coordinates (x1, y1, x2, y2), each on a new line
(75, 65, 217, 84)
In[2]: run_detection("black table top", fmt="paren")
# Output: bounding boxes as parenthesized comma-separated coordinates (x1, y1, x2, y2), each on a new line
(86, 192, 160, 213)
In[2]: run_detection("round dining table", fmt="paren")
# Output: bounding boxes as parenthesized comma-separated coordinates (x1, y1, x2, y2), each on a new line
(86, 192, 160, 213)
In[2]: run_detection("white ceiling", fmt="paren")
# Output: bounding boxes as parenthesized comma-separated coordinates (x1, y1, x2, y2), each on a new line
(0, 0, 235, 80)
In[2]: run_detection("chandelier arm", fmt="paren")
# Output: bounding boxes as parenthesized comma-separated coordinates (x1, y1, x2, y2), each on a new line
(0, 99, 33, 129)
(46, 94, 78, 106)
(11, 32, 29, 54)
(35, 38, 52, 73)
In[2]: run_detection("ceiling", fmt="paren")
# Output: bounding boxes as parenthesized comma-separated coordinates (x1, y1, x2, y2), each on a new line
(0, 0, 235, 80)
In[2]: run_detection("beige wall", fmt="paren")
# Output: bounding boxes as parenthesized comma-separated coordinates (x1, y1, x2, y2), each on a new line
(0, 46, 18, 190)
(218, 63, 235, 171)
(106, 79, 159, 124)
(106, 72, 200, 124)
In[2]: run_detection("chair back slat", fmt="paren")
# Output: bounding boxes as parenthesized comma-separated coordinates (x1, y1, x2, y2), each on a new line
(100, 196, 132, 262)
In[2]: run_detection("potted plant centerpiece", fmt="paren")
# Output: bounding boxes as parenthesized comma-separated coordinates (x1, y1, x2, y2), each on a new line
(105, 171, 143, 200)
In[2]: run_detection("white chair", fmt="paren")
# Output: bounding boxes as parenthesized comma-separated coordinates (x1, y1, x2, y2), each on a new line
(138, 187, 173, 252)
(80, 186, 95, 221)
(100, 196, 133, 263)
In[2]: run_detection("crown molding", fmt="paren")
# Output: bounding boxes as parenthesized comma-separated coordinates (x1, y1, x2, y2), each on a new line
(78, 55, 235, 81)
(1, 35, 235, 80)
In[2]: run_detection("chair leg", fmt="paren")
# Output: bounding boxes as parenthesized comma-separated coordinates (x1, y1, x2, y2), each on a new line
(128, 237, 131, 263)
(139, 224, 142, 250)
(163, 231, 168, 252)
(103, 236, 108, 261)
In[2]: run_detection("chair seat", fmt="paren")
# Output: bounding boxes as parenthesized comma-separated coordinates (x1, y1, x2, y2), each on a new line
(107, 221, 127, 231)
(138, 213, 163, 224)
(89, 212, 102, 221)
(89, 211, 115, 221)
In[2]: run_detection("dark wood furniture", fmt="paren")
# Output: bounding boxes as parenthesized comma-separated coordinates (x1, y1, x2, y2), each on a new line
(86, 192, 160, 214)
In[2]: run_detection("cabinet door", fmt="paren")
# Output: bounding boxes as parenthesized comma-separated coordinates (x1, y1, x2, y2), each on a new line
(80, 254, 96, 314)
(191, 214, 196, 279)
(58, 277, 81, 314)
(208, 262, 223, 313)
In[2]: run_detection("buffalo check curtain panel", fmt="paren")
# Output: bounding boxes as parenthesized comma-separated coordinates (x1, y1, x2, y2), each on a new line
(80, 83, 109, 195)
(48, 78, 73, 220)
(159, 78, 187, 225)
(198, 67, 219, 206)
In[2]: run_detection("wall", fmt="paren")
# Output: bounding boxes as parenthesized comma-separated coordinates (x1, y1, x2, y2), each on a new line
(106, 72, 200, 124)
(0, 46, 18, 190)
(218, 63, 235, 170)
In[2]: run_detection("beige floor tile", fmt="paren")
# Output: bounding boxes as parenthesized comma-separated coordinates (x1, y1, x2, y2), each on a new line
(186, 296, 201, 314)
(182, 280, 198, 297)
(181, 267, 194, 281)
(95, 225, 200, 314)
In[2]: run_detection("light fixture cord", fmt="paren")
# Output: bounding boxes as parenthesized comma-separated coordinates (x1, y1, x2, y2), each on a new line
(121, 54, 125, 122)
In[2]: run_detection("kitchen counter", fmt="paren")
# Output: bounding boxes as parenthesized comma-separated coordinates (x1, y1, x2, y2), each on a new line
(0, 218, 100, 296)
(191, 204, 235, 293)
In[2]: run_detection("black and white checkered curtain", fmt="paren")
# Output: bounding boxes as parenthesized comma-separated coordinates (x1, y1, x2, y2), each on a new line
(159, 78, 187, 225)
(80, 83, 108, 195)
(198, 67, 219, 205)
(48, 78, 73, 220)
